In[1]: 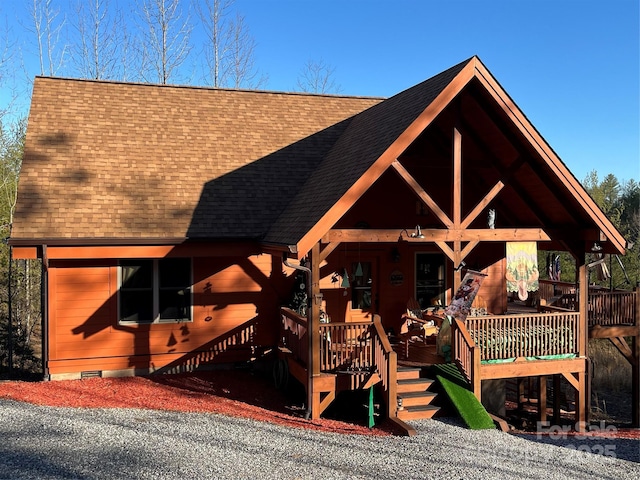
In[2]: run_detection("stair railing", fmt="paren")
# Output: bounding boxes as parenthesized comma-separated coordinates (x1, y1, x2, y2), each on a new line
(280, 307, 308, 367)
(451, 318, 481, 400)
(370, 314, 398, 418)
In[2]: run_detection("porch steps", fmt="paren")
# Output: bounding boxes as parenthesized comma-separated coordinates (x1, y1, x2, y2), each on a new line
(396, 367, 440, 421)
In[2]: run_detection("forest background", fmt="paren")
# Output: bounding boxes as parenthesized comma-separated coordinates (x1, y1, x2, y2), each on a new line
(0, 0, 638, 376)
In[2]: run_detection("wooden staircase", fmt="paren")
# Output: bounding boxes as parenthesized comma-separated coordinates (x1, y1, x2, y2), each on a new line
(396, 367, 440, 420)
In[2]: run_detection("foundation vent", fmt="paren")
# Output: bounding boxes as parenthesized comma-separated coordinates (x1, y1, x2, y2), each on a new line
(80, 370, 103, 379)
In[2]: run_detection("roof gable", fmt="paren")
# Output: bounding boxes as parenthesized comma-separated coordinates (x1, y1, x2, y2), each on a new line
(267, 56, 626, 256)
(265, 58, 473, 249)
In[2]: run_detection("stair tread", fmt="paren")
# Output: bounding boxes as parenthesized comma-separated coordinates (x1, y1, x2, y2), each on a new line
(402, 405, 439, 412)
(398, 391, 437, 399)
(397, 366, 422, 373)
(398, 377, 435, 384)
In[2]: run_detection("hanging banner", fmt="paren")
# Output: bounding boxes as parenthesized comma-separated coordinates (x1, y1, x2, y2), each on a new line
(444, 270, 487, 321)
(506, 241, 539, 301)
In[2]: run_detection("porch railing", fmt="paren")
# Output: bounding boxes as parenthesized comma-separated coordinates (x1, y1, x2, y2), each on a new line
(280, 307, 308, 367)
(319, 321, 373, 372)
(281, 310, 398, 419)
(538, 281, 638, 327)
(539, 279, 576, 299)
(465, 312, 579, 361)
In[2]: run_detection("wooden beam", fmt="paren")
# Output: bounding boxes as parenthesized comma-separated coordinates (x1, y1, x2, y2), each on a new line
(316, 390, 336, 417)
(391, 160, 453, 228)
(453, 127, 462, 227)
(578, 262, 588, 357)
(319, 242, 340, 264)
(311, 243, 321, 377)
(562, 371, 580, 391)
(435, 241, 455, 261)
(609, 336, 638, 367)
(538, 376, 547, 423)
(460, 181, 504, 229)
(322, 228, 550, 243)
(576, 372, 587, 431)
(589, 325, 640, 338)
(460, 240, 479, 261)
(480, 358, 585, 379)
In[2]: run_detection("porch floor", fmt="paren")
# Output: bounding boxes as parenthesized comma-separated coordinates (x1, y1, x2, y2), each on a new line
(396, 342, 447, 368)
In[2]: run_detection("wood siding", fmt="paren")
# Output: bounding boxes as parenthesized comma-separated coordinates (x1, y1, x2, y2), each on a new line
(47, 253, 289, 378)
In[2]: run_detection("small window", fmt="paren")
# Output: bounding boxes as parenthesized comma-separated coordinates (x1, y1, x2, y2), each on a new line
(119, 258, 192, 323)
(351, 261, 372, 310)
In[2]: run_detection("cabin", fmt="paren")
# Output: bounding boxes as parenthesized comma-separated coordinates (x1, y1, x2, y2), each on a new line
(10, 56, 638, 434)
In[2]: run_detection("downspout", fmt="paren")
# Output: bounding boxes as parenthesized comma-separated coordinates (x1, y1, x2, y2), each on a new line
(282, 253, 313, 419)
(41, 245, 49, 381)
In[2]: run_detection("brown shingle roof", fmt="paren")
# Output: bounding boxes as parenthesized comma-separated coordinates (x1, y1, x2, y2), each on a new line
(12, 79, 381, 242)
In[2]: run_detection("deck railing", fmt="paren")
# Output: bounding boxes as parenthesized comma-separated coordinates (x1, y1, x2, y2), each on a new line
(280, 307, 308, 367)
(538, 281, 637, 327)
(588, 289, 637, 326)
(465, 312, 580, 361)
(318, 321, 373, 372)
(539, 279, 576, 299)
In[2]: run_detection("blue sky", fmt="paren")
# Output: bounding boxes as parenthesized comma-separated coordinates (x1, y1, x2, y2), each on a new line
(2, 0, 638, 184)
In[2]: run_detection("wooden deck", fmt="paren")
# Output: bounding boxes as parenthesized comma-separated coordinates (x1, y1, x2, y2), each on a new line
(281, 286, 639, 429)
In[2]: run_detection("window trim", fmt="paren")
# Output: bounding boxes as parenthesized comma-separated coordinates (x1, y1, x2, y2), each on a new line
(117, 258, 193, 324)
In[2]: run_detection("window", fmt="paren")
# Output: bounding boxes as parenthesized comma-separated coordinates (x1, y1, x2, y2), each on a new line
(119, 258, 192, 323)
(351, 261, 372, 310)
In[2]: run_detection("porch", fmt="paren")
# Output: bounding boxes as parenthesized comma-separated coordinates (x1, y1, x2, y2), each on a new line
(279, 283, 638, 434)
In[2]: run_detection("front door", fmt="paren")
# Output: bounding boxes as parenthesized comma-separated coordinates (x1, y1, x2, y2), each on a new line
(348, 257, 378, 322)
(415, 253, 446, 308)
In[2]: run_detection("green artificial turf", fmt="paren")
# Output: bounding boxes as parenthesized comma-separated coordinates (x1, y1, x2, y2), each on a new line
(432, 364, 495, 430)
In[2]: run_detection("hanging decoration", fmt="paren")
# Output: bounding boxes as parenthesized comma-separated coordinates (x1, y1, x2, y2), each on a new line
(340, 268, 350, 288)
(355, 262, 363, 277)
(506, 242, 539, 301)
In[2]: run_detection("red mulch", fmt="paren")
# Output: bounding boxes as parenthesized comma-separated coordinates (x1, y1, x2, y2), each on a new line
(0, 370, 394, 436)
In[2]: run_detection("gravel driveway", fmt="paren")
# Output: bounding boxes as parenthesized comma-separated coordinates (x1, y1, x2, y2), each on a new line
(1, 399, 638, 479)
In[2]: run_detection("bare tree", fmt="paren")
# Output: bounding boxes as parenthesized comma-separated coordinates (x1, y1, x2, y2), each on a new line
(136, 0, 192, 84)
(196, 0, 233, 87)
(71, 0, 122, 80)
(27, 0, 68, 76)
(296, 59, 341, 94)
(227, 12, 266, 89)
(0, 16, 18, 116)
(197, 0, 266, 89)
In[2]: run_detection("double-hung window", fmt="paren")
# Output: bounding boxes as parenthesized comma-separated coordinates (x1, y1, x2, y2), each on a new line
(118, 258, 192, 323)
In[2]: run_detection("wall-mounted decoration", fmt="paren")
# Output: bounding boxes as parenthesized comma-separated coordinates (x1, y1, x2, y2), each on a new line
(390, 269, 404, 286)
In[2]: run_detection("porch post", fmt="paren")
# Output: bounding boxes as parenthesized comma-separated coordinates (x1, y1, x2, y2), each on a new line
(307, 242, 322, 418)
(453, 127, 463, 289)
(310, 242, 321, 377)
(577, 259, 589, 430)
(633, 286, 640, 427)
